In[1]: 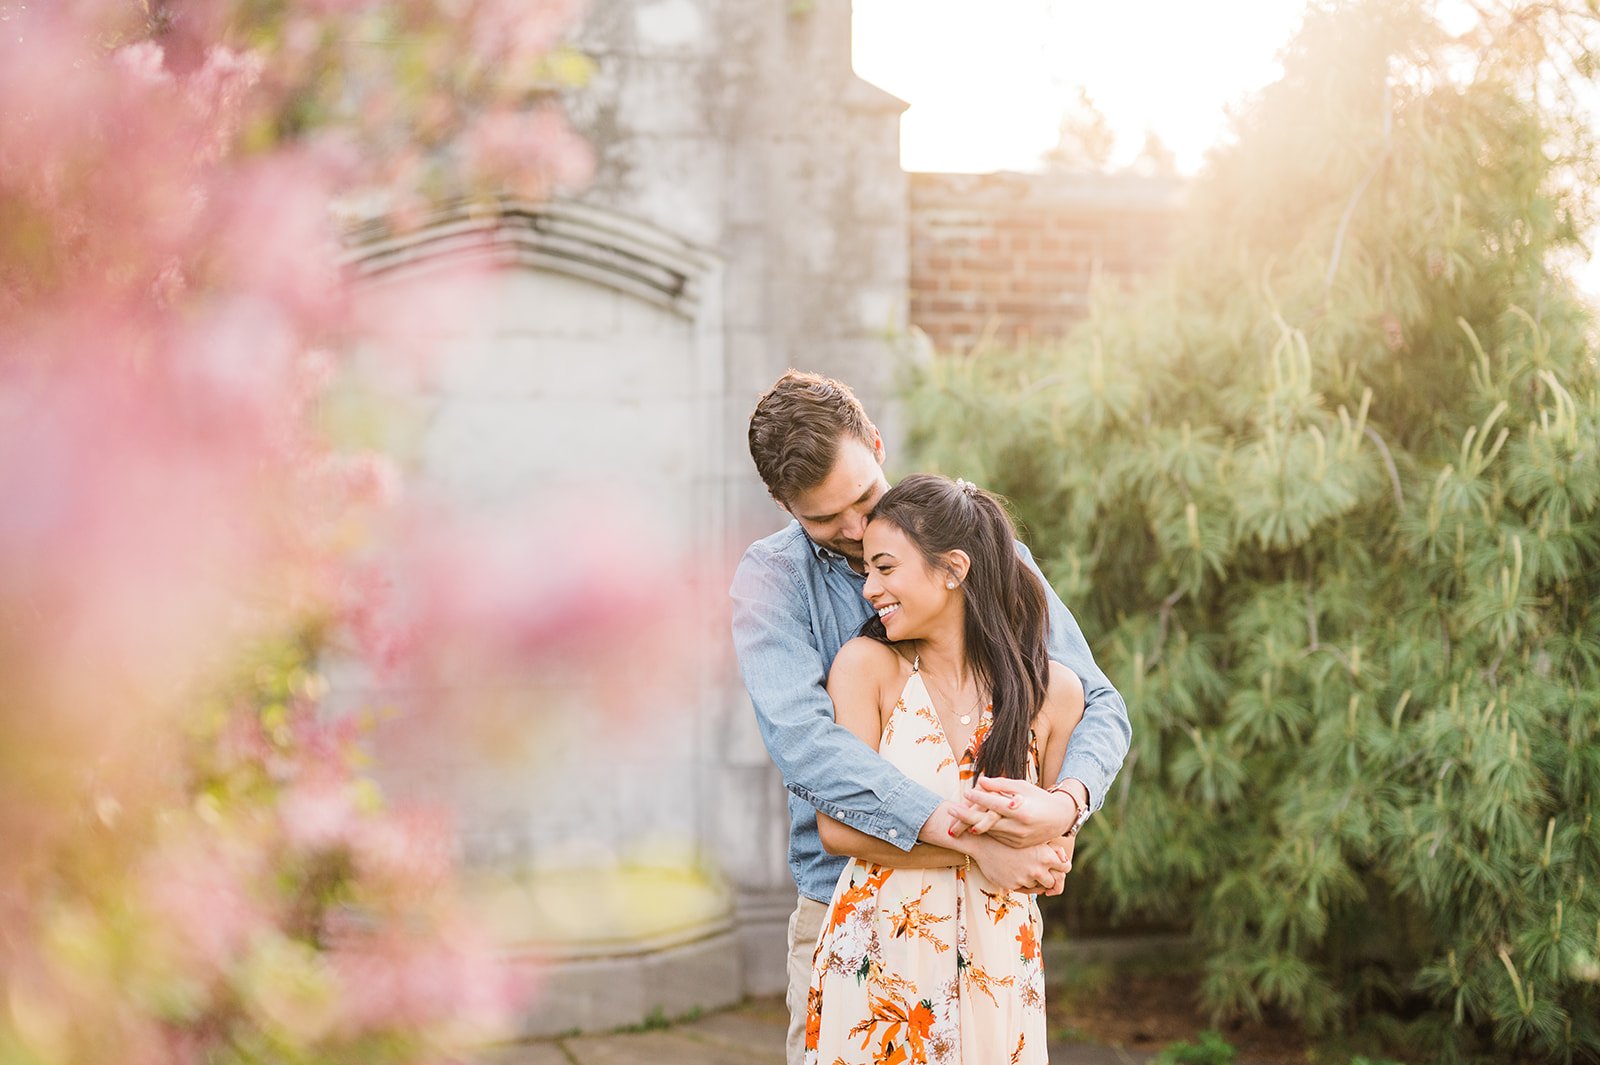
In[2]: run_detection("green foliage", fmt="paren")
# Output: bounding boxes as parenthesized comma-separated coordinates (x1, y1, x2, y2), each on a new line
(902, 2, 1600, 1061)
(1155, 1030, 1238, 1065)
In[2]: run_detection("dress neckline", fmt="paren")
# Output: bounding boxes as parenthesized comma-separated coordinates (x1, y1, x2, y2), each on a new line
(905, 671, 989, 767)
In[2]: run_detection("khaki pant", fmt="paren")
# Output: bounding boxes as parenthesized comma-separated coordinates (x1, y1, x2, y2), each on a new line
(784, 895, 828, 1065)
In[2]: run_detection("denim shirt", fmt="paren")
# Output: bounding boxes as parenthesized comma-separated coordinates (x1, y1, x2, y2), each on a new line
(730, 519, 1131, 903)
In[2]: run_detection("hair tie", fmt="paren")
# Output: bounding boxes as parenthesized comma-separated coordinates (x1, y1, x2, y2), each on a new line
(954, 477, 978, 497)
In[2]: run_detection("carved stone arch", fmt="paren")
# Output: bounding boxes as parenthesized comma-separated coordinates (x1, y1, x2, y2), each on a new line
(341, 199, 738, 1034)
(348, 197, 718, 318)
(341, 197, 726, 526)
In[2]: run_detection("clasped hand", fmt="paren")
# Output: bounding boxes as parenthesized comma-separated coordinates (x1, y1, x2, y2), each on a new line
(949, 774, 1078, 847)
(967, 833, 1074, 896)
(947, 775, 1081, 896)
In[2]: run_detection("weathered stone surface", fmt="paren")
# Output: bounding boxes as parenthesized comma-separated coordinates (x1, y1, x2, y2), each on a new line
(345, 0, 912, 1034)
(517, 928, 744, 1038)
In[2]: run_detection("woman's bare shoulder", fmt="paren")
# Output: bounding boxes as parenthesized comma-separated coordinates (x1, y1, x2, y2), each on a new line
(830, 636, 907, 681)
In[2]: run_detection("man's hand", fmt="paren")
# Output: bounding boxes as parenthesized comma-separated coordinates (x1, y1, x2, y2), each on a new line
(1040, 835, 1075, 896)
(968, 835, 1070, 895)
(948, 775, 1086, 848)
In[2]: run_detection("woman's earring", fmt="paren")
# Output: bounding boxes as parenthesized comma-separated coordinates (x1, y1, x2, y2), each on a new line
(946, 580, 957, 589)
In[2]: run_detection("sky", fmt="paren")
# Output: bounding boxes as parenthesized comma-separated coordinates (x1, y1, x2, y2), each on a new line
(850, 0, 1600, 290)
(852, 0, 1315, 175)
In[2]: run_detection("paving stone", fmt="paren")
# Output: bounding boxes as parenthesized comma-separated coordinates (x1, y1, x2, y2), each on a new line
(474, 1040, 574, 1065)
(562, 1029, 776, 1065)
(673, 1007, 788, 1057)
(1048, 1041, 1159, 1064)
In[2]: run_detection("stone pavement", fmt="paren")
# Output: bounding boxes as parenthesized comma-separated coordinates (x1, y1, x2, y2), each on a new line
(483, 995, 1160, 1065)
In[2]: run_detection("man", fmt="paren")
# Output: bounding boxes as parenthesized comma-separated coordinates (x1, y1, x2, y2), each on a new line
(729, 370, 1130, 1065)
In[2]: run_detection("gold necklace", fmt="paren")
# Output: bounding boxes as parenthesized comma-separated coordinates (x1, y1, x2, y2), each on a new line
(914, 646, 985, 726)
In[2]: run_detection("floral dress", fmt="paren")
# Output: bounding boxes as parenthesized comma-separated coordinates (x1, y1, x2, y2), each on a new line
(804, 659, 1047, 1065)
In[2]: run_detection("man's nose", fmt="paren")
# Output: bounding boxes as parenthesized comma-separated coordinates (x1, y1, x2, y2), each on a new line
(841, 511, 868, 542)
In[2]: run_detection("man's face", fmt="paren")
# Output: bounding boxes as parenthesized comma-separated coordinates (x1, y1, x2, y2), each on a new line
(784, 436, 890, 564)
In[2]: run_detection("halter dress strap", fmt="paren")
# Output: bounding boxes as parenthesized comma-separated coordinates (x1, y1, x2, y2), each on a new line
(910, 651, 920, 673)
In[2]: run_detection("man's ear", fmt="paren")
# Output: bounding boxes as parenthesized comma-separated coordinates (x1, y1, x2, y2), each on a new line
(872, 430, 885, 465)
(943, 549, 971, 584)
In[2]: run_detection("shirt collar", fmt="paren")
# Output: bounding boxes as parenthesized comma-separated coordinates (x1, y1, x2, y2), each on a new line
(811, 539, 865, 577)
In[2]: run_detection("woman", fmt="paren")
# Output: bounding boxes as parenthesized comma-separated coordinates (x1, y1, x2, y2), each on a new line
(805, 474, 1085, 1065)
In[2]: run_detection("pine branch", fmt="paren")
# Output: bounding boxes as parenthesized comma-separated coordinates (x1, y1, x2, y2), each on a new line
(1302, 588, 1358, 675)
(1364, 425, 1406, 508)
(1324, 81, 1394, 295)
(1484, 645, 1506, 687)
(1145, 587, 1187, 671)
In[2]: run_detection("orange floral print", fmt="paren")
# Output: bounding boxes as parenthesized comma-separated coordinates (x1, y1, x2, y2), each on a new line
(806, 670, 1049, 1064)
(888, 885, 952, 953)
(980, 888, 1017, 924)
(960, 956, 1016, 1007)
(829, 864, 893, 934)
(849, 988, 935, 1065)
(1015, 920, 1038, 962)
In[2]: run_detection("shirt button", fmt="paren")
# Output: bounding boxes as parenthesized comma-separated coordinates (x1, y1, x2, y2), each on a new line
(887, 829, 898, 838)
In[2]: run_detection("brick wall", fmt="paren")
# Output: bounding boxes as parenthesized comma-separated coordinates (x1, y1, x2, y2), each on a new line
(908, 171, 1183, 354)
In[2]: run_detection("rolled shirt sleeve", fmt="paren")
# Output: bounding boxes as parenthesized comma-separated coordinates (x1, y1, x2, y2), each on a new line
(730, 542, 942, 851)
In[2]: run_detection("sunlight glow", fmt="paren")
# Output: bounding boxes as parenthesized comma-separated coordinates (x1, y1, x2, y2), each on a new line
(852, 0, 1312, 174)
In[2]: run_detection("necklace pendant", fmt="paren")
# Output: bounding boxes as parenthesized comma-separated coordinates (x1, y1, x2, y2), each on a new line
(959, 714, 972, 726)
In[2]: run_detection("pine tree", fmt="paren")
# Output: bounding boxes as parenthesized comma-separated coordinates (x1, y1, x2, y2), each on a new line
(903, 2, 1600, 1060)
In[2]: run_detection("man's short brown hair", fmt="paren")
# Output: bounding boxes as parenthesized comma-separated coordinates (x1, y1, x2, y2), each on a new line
(748, 371, 878, 504)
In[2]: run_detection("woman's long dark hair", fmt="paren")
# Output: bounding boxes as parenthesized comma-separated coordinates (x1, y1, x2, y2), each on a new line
(857, 474, 1050, 779)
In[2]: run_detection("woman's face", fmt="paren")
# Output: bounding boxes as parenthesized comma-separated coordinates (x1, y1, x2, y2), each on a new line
(861, 519, 959, 641)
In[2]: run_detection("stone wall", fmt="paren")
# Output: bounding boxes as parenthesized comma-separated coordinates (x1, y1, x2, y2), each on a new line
(343, 0, 913, 1032)
(564, 0, 914, 1005)
(908, 170, 1183, 354)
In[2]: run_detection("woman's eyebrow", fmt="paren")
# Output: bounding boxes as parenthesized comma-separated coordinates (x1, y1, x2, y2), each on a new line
(869, 551, 898, 563)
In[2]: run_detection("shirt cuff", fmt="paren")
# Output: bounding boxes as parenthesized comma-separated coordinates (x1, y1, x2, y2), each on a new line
(863, 778, 943, 852)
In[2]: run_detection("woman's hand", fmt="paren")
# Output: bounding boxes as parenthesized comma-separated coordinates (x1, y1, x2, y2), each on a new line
(948, 775, 1084, 848)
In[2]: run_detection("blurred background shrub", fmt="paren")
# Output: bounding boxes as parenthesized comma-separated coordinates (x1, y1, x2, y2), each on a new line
(903, 2, 1600, 1060)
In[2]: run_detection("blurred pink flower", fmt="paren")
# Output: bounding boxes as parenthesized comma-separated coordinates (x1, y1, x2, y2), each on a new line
(0, 0, 622, 1058)
(330, 917, 533, 1040)
(0, 355, 279, 735)
(141, 834, 272, 977)
(280, 774, 362, 854)
(468, 0, 583, 66)
(463, 106, 596, 200)
(346, 497, 677, 684)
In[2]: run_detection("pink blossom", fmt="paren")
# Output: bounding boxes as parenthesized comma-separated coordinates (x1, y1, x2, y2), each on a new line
(468, 0, 583, 67)
(140, 835, 272, 977)
(463, 105, 596, 199)
(334, 497, 679, 697)
(330, 917, 534, 1039)
(347, 806, 457, 895)
(280, 775, 362, 853)
(0, 0, 633, 1058)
